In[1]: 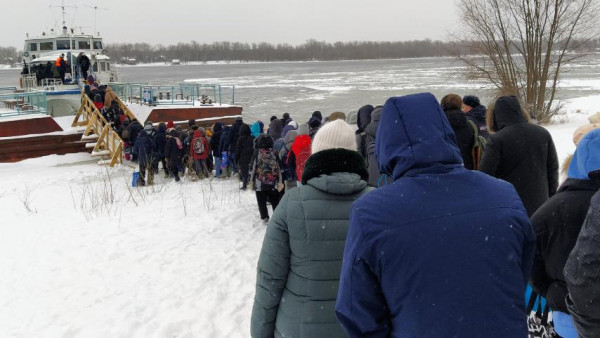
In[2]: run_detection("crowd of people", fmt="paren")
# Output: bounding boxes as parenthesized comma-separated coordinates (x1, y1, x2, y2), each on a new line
(96, 88, 598, 337)
(21, 52, 91, 85)
(242, 93, 600, 338)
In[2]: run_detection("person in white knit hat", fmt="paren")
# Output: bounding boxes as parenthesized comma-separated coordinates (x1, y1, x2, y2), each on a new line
(251, 117, 371, 338)
(311, 119, 357, 154)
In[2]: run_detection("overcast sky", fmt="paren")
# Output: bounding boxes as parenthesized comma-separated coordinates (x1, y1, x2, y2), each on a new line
(5, 0, 459, 48)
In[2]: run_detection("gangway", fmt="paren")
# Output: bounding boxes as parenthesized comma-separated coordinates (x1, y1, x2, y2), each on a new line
(71, 91, 136, 167)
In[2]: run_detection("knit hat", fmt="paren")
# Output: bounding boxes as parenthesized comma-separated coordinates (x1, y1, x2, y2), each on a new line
(297, 123, 310, 136)
(167, 121, 174, 129)
(311, 119, 357, 154)
(463, 95, 481, 108)
(328, 112, 346, 122)
(288, 120, 298, 129)
(312, 111, 323, 121)
(308, 116, 322, 128)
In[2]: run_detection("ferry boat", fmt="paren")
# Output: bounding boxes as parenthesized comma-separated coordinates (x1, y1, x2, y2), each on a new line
(18, 1, 117, 117)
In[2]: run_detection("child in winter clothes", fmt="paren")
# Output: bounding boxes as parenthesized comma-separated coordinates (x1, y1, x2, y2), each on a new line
(250, 134, 281, 221)
(190, 128, 210, 178)
(165, 129, 184, 182)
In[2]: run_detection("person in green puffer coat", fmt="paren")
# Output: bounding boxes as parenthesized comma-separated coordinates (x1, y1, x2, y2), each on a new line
(251, 119, 372, 338)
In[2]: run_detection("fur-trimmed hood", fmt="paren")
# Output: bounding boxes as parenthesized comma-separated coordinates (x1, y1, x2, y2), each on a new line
(301, 148, 368, 190)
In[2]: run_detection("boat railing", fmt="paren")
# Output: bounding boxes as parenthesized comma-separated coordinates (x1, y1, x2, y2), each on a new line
(40, 78, 64, 89)
(0, 91, 47, 118)
(108, 82, 236, 106)
(19, 75, 38, 89)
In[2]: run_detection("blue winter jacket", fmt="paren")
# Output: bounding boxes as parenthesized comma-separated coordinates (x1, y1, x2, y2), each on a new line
(335, 93, 535, 338)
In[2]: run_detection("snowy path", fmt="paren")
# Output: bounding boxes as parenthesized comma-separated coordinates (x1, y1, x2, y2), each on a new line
(0, 155, 266, 337)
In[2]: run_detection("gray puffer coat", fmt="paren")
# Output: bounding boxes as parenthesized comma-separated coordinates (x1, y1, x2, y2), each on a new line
(251, 148, 371, 338)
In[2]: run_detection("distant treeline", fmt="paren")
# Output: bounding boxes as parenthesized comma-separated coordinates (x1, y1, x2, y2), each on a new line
(0, 46, 19, 65)
(3, 38, 600, 66)
(106, 39, 455, 63)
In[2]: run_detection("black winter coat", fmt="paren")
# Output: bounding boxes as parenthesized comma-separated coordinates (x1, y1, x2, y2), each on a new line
(210, 123, 224, 155)
(531, 178, 599, 312)
(128, 121, 143, 145)
(565, 190, 600, 337)
(479, 96, 559, 216)
(164, 132, 183, 166)
(444, 108, 475, 170)
(228, 120, 244, 153)
(219, 127, 231, 156)
(235, 125, 255, 170)
(154, 127, 167, 158)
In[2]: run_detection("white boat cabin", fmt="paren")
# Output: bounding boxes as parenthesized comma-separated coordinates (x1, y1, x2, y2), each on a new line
(21, 26, 117, 86)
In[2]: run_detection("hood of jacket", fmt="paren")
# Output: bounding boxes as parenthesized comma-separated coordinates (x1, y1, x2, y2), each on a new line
(256, 134, 274, 149)
(213, 122, 224, 134)
(193, 129, 204, 138)
(467, 104, 487, 121)
(268, 119, 283, 137)
(492, 96, 527, 131)
(284, 130, 297, 145)
(364, 106, 383, 137)
(568, 129, 600, 179)
(356, 104, 374, 133)
(291, 134, 312, 153)
(376, 93, 463, 180)
(444, 108, 469, 129)
(240, 124, 251, 137)
(302, 149, 368, 194)
(281, 124, 296, 138)
(250, 122, 262, 138)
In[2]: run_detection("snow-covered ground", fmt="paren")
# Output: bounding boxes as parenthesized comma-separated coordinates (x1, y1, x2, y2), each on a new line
(0, 157, 265, 337)
(0, 94, 599, 337)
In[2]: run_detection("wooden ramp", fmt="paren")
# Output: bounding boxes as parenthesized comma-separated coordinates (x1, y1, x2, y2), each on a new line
(71, 93, 130, 167)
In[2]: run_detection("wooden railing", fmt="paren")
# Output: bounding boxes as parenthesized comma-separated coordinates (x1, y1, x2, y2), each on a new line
(72, 92, 124, 167)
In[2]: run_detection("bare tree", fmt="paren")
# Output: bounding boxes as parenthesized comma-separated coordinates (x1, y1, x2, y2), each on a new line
(456, 0, 600, 123)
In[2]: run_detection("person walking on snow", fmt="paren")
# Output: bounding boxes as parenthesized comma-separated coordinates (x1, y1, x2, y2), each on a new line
(335, 93, 535, 338)
(252, 119, 371, 338)
(479, 95, 559, 216)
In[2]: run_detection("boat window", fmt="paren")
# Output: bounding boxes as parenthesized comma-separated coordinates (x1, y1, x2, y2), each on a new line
(106, 62, 110, 71)
(28, 43, 38, 51)
(93, 40, 102, 49)
(56, 40, 71, 50)
(100, 62, 106, 72)
(93, 62, 98, 72)
(40, 42, 54, 51)
(78, 40, 91, 49)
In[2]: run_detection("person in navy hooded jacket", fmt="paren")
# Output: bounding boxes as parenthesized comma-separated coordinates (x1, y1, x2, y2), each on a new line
(335, 93, 535, 338)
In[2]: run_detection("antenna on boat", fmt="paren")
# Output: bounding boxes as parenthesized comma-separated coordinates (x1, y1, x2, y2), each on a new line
(85, 5, 109, 36)
(49, 0, 77, 32)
